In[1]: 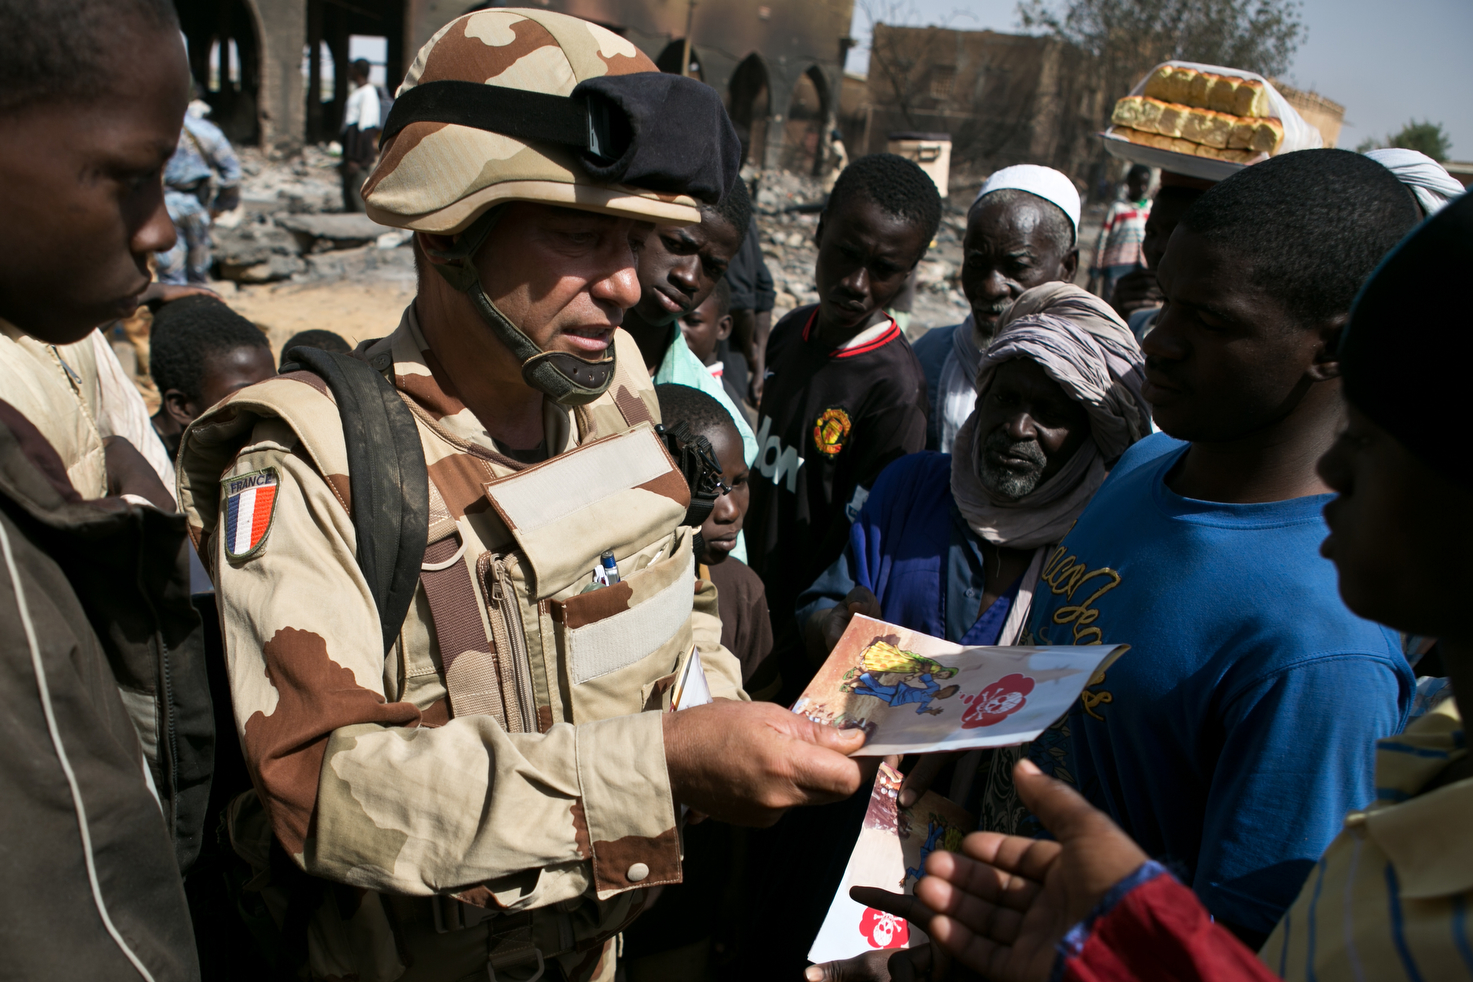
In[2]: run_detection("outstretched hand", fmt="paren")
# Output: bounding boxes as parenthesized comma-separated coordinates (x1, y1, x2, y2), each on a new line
(139, 281, 219, 307)
(911, 759, 1149, 981)
(663, 700, 867, 827)
(818, 586, 884, 656)
(803, 944, 950, 982)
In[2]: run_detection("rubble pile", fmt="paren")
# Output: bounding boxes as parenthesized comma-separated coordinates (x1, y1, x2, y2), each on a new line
(212, 146, 411, 285)
(210, 146, 971, 333)
(237, 145, 342, 215)
(752, 169, 830, 213)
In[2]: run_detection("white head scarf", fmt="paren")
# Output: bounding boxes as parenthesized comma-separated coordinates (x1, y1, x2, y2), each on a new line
(951, 284, 1149, 549)
(1366, 148, 1466, 217)
(974, 165, 1083, 245)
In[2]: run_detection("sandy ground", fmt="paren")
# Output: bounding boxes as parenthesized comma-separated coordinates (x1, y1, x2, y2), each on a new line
(210, 246, 417, 359)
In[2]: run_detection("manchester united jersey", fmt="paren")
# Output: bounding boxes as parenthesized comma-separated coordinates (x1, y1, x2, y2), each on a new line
(746, 305, 928, 688)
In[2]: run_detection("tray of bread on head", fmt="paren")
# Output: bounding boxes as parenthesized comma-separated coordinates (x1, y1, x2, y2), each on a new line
(1101, 60, 1323, 181)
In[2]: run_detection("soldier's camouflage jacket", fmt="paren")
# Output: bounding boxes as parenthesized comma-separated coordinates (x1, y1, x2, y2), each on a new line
(178, 308, 747, 981)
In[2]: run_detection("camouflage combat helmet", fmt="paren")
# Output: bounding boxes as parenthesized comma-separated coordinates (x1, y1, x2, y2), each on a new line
(363, 9, 740, 406)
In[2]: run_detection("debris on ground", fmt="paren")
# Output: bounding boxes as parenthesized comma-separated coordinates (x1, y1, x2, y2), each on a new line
(200, 147, 1109, 352)
(750, 171, 971, 337)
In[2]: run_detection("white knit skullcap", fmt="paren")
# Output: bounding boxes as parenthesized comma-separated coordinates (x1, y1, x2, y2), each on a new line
(974, 165, 1082, 244)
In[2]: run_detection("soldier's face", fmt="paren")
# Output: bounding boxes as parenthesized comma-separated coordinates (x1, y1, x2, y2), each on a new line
(0, 27, 187, 344)
(475, 203, 652, 357)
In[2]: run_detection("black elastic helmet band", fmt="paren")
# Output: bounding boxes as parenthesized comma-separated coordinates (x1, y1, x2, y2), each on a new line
(382, 81, 620, 161)
(382, 72, 740, 206)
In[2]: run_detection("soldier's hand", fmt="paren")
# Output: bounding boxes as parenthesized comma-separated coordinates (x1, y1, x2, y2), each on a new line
(663, 700, 866, 826)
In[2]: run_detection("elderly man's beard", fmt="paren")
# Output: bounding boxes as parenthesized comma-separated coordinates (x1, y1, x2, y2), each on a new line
(977, 427, 1049, 500)
(971, 298, 1013, 346)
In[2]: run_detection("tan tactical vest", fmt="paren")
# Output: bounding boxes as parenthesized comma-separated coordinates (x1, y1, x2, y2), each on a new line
(178, 315, 744, 982)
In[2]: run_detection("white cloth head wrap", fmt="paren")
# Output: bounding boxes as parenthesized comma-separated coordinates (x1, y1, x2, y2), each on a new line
(1366, 149, 1466, 217)
(974, 165, 1083, 245)
(951, 284, 1149, 549)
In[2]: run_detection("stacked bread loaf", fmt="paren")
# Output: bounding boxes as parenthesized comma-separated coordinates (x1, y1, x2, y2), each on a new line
(1110, 65, 1283, 163)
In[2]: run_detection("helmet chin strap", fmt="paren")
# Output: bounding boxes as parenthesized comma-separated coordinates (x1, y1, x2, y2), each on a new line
(423, 208, 616, 407)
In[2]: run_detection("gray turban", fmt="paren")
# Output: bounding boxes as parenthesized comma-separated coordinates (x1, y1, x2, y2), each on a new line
(952, 284, 1150, 549)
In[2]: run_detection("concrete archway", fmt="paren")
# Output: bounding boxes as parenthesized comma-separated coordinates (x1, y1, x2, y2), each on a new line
(655, 39, 705, 81)
(727, 53, 771, 168)
(780, 65, 829, 176)
(178, 0, 266, 144)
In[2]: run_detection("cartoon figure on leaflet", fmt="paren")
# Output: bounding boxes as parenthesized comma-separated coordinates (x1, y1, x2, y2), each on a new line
(902, 816, 965, 888)
(843, 640, 961, 716)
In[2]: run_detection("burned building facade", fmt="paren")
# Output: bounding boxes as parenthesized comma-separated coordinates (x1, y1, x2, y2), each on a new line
(845, 24, 1105, 183)
(178, 0, 854, 172)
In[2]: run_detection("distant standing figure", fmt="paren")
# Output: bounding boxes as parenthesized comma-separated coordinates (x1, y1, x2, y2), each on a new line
(1089, 164, 1152, 305)
(725, 213, 776, 402)
(340, 58, 380, 212)
(821, 128, 849, 192)
(156, 107, 241, 284)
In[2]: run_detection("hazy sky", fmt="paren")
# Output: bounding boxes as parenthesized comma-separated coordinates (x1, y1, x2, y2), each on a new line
(846, 0, 1473, 159)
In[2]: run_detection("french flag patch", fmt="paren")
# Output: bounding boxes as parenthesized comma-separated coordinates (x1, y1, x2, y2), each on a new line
(223, 468, 279, 560)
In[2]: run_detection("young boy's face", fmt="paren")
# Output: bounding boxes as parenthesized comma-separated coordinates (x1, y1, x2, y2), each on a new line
(0, 29, 188, 344)
(632, 213, 742, 328)
(163, 344, 277, 428)
(679, 292, 732, 366)
(1127, 170, 1149, 202)
(813, 198, 926, 339)
(1317, 402, 1473, 641)
(698, 419, 750, 565)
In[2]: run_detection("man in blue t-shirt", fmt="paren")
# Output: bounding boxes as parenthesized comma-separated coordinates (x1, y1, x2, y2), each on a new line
(1022, 150, 1423, 947)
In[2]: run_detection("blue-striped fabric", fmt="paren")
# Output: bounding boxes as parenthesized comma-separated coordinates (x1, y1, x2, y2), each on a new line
(1261, 699, 1472, 981)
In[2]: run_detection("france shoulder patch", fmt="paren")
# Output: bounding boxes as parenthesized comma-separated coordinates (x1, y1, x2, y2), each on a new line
(223, 468, 279, 560)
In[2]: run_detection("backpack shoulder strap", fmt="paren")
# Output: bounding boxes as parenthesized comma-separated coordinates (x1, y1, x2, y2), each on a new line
(280, 347, 428, 655)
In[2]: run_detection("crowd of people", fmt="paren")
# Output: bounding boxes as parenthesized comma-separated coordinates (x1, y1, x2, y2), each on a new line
(0, 2, 1469, 982)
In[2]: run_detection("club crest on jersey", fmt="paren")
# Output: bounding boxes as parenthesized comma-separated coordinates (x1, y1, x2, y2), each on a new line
(813, 407, 852, 457)
(223, 468, 278, 560)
